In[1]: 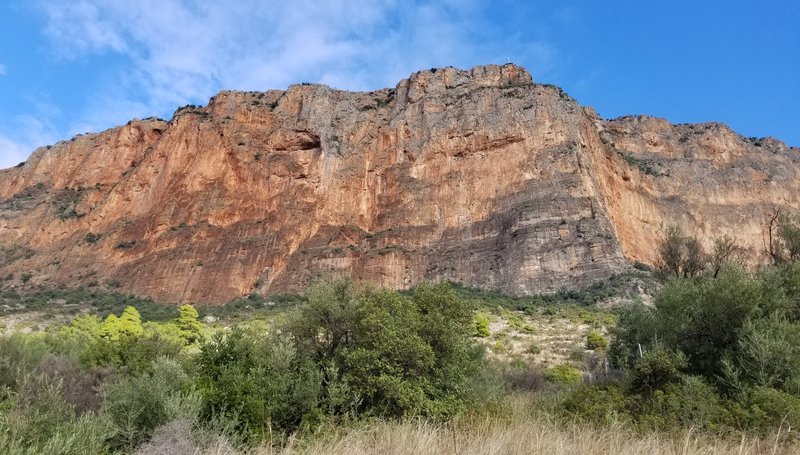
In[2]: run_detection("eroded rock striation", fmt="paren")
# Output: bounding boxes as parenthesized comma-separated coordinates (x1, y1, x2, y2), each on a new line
(1, 64, 798, 303)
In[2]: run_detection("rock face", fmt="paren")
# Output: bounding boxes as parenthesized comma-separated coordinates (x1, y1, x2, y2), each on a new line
(1, 64, 798, 304)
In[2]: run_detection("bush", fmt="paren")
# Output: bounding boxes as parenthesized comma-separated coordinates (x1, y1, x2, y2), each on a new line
(629, 349, 687, 395)
(197, 328, 322, 442)
(561, 384, 626, 424)
(586, 331, 608, 351)
(639, 376, 728, 430)
(736, 386, 800, 435)
(499, 361, 548, 392)
(0, 334, 51, 393)
(0, 373, 113, 454)
(102, 357, 200, 450)
(526, 342, 541, 355)
(544, 365, 582, 386)
(475, 313, 490, 337)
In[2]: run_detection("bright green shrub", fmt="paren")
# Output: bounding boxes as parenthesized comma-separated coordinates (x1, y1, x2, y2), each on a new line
(475, 313, 490, 337)
(544, 365, 582, 386)
(586, 331, 608, 351)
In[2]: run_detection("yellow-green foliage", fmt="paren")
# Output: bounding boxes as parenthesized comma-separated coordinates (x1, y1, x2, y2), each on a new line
(475, 313, 490, 337)
(100, 306, 143, 340)
(586, 331, 608, 351)
(544, 364, 582, 385)
(176, 304, 204, 344)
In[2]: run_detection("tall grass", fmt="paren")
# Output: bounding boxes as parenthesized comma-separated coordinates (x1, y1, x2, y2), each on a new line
(186, 416, 798, 455)
(155, 396, 798, 455)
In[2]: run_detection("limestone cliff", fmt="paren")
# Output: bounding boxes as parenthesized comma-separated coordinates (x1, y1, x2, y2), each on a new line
(1, 64, 797, 303)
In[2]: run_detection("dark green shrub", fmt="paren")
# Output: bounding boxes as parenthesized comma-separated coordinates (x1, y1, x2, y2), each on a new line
(736, 386, 800, 435)
(640, 376, 728, 430)
(101, 357, 199, 450)
(561, 384, 626, 424)
(629, 349, 687, 395)
(197, 328, 322, 442)
(285, 280, 483, 420)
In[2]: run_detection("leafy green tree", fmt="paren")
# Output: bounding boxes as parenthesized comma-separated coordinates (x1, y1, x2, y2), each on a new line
(197, 328, 321, 441)
(100, 307, 143, 341)
(342, 289, 435, 416)
(735, 315, 800, 393)
(175, 304, 204, 344)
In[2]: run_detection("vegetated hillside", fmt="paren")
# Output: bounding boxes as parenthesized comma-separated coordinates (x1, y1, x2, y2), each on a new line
(1, 64, 798, 304)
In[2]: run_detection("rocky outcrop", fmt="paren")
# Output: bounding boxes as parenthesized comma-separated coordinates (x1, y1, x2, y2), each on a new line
(1, 64, 797, 303)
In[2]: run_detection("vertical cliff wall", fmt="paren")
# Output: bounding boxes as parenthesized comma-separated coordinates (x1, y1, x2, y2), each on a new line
(1, 64, 797, 303)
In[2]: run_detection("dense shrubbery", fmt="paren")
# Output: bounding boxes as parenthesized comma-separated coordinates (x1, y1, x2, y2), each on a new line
(3, 216, 800, 451)
(573, 222, 800, 434)
(196, 280, 484, 442)
(0, 280, 489, 452)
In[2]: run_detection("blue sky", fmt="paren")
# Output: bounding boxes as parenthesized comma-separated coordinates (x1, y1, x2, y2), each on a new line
(0, 1, 798, 169)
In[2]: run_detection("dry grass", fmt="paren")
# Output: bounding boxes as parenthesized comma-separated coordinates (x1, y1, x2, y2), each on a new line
(186, 416, 798, 455)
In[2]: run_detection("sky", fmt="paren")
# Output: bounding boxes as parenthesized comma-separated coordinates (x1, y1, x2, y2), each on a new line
(0, 1, 798, 169)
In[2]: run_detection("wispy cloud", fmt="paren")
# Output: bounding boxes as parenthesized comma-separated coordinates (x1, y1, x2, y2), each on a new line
(0, 63, 6, 76)
(0, 1, 559, 169)
(37, 1, 556, 112)
(0, 96, 61, 169)
(0, 114, 59, 169)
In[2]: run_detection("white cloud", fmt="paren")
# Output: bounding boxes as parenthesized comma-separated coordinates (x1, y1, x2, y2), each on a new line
(35, 0, 558, 132)
(0, 100, 61, 170)
(0, 136, 34, 170)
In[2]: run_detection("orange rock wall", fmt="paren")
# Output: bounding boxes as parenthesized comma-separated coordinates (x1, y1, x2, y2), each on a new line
(1, 65, 797, 303)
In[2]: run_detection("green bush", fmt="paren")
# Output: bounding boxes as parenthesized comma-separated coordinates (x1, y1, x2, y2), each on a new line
(197, 328, 322, 442)
(586, 331, 608, 351)
(544, 365, 582, 386)
(0, 373, 113, 454)
(561, 384, 626, 424)
(639, 376, 727, 430)
(629, 349, 687, 395)
(102, 357, 200, 450)
(736, 386, 800, 435)
(526, 342, 541, 355)
(475, 313, 490, 337)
